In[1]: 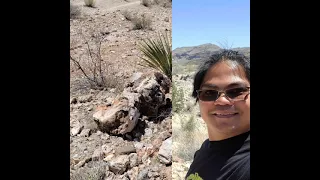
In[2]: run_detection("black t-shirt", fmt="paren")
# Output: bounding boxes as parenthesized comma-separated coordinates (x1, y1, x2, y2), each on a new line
(185, 131, 250, 180)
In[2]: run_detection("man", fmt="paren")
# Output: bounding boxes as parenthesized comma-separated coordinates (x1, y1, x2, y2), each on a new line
(185, 49, 250, 180)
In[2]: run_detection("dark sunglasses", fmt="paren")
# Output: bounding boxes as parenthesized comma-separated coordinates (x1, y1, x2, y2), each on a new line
(196, 87, 250, 102)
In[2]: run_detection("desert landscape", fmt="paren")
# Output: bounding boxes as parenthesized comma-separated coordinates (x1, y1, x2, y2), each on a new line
(70, 0, 172, 179)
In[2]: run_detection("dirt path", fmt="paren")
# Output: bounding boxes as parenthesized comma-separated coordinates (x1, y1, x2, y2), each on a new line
(107, 1, 141, 11)
(71, 0, 142, 13)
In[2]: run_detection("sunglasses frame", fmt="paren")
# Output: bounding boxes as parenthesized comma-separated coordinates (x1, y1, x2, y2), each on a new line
(196, 87, 250, 102)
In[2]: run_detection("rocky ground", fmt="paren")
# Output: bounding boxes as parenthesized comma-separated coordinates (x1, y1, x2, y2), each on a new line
(70, 0, 172, 179)
(70, 72, 173, 180)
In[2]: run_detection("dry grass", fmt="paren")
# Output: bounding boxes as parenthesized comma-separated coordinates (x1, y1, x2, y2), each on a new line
(172, 113, 208, 161)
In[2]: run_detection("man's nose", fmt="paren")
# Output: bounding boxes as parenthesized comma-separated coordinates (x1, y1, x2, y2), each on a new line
(214, 92, 232, 105)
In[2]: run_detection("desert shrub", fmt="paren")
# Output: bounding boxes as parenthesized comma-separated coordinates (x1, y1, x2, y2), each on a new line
(154, 0, 171, 8)
(70, 29, 125, 92)
(70, 160, 106, 180)
(132, 14, 152, 30)
(172, 82, 184, 113)
(154, 0, 160, 5)
(141, 0, 151, 7)
(122, 10, 132, 21)
(163, 0, 172, 8)
(182, 116, 196, 132)
(70, 4, 81, 19)
(84, 0, 96, 7)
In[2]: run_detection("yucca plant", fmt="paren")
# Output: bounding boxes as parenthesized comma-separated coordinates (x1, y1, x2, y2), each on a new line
(138, 32, 172, 81)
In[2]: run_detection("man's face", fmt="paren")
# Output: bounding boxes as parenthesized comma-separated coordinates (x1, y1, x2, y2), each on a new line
(199, 61, 250, 140)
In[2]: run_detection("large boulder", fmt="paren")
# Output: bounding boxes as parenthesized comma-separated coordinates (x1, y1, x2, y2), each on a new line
(93, 97, 140, 135)
(93, 72, 171, 135)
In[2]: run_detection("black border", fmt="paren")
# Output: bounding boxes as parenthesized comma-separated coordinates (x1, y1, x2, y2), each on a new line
(6, 1, 70, 179)
(7, 0, 317, 179)
(251, 1, 316, 179)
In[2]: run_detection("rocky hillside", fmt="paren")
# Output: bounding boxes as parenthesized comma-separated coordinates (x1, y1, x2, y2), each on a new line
(173, 43, 250, 63)
(172, 43, 250, 75)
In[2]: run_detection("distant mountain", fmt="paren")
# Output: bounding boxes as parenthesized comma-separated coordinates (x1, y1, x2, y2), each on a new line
(173, 43, 250, 65)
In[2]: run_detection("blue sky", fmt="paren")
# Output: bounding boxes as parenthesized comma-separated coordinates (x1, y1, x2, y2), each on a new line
(172, 0, 250, 50)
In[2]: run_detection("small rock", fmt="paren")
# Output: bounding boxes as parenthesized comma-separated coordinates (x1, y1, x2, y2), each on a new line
(71, 154, 80, 165)
(128, 153, 138, 168)
(74, 160, 86, 169)
(71, 125, 83, 136)
(134, 132, 142, 138)
(127, 167, 139, 180)
(109, 155, 130, 174)
(92, 149, 104, 161)
(158, 131, 171, 141)
(148, 171, 160, 178)
(78, 95, 93, 103)
(70, 97, 77, 104)
(142, 153, 150, 165)
(152, 138, 163, 150)
(119, 173, 129, 180)
(103, 153, 115, 162)
(74, 157, 91, 169)
(79, 129, 91, 137)
(144, 128, 152, 137)
(102, 144, 113, 155)
(105, 97, 114, 103)
(137, 167, 149, 180)
(96, 130, 103, 136)
(125, 134, 132, 140)
(105, 171, 116, 179)
(110, 88, 116, 93)
(116, 145, 136, 155)
(134, 142, 144, 150)
(101, 133, 110, 140)
(158, 137, 172, 165)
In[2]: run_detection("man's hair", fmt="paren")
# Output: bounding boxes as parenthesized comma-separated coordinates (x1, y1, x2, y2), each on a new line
(192, 49, 250, 102)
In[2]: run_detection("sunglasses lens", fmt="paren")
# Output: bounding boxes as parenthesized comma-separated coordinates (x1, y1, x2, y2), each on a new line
(198, 87, 249, 101)
(226, 87, 248, 100)
(199, 90, 219, 101)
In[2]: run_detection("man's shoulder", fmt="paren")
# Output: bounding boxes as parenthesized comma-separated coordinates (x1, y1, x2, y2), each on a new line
(217, 134, 250, 180)
(193, 138, 210, 158)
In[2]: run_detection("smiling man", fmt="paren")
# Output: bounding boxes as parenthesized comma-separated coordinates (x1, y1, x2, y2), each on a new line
(186, 49, 250, 180)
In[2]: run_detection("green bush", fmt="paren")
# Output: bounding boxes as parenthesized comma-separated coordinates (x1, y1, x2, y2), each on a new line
(172, 82, 184, 113)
